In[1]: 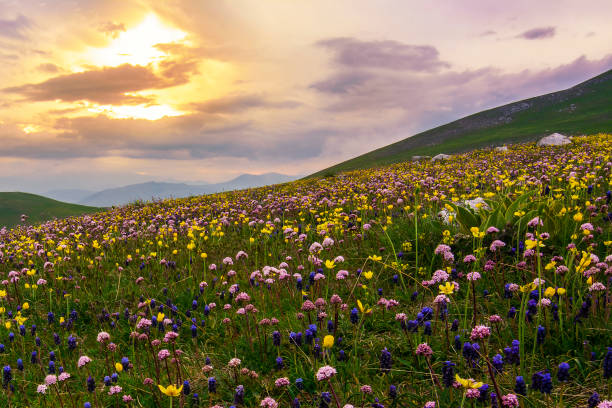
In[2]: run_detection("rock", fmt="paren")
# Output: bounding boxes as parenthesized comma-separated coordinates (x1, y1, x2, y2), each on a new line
(432, 154, 452, 161)
(411, 155, 430, 161)
(438, 208, 455, 224)
(537, 133, 571, 146)
(495, 146, 508, 152)
(463, 197, 489, 211)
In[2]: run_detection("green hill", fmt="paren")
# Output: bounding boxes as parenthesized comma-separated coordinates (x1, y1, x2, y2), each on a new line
(311, 68, 612, 177)
(0, 192, 102, 228)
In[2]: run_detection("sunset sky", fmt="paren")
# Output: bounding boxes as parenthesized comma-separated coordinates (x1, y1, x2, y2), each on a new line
(1, 0, 611, 192)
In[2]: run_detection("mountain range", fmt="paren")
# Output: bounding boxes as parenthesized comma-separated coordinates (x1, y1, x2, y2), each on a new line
(44, 173, 297, 207)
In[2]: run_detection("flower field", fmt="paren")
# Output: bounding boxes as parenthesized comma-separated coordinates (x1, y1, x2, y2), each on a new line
(0, 134, 611, 408)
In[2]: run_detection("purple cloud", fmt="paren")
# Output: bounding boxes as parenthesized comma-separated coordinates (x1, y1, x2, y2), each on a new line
(517, 26, 556, 40)
(317, 37, 451, 72)
(0, 15, 31, 39)
(191, 94, 300, 114)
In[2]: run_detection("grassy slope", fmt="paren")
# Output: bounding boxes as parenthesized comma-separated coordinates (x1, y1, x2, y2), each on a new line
(310, 69, 612, 177)
(0, 192, 102, 228)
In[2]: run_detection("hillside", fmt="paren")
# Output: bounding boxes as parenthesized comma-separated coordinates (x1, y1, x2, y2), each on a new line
(311, 68, 612, 176)
(0, 192, 101, 228)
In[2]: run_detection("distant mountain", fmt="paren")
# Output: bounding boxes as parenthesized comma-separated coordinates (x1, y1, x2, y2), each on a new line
(310, 68, 612, 177)
(44, 188, 94, 204)
(78, 173, 297, 207)
(0, 192, 101, 228)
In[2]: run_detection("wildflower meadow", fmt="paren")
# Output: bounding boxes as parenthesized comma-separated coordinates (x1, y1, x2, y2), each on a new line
(0, 134, 610, 408)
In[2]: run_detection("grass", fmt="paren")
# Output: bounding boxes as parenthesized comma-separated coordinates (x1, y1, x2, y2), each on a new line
(310, 69, 612, 177)
(0, 192, 102, 228)
(0, 135, 609, 407)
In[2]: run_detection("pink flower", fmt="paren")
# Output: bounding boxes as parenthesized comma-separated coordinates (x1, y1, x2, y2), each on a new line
(463, 255, 477, 263)
(466, 272, 481, 281)
(274, 377, 290, 387)
(37, 384, 48, 394)
(360, 385, 372, 394)
(489, 315, 502, 323)
(424, 403, 436, 408)
(136, 318, 152, 329)
(501, 393, 520, 407)
(527, 217, 543, 227)
(466, 388, 480, 398)
(44, 375, 57, 385)
(78, 355, 92, 368)
(315, 365, 337, 381)
(228, 358, 241, 367)
(96, 331, 110, 343)
(163, 331, 179, 343)
(302, 300, 316, 311)
(470, 325, 491, 340)
(108, 385, 122, 395)
(123, 395, 134, 402)
(158, 349, 171, 360)
(260, 397, 279, 408)
(58, 372, 71, 382)
(490, 240, 506, 251)
(336, 270, 349, 280)
(415, 343, 433, 357)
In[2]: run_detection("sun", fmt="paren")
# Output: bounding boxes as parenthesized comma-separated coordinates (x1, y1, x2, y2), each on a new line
(87, 13, 188, 68)
(78, 13, 191, 120)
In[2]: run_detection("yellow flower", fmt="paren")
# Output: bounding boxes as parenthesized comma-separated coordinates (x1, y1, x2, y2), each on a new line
(544, 287, 556, 298)
(324, 259, 336, 269)
(200, 252, 207, 259)
(363, 271, 373, 280)
(368, 255, 382, 262)
(22, 302, 29, 310)
(455, 374, 483, 389)
(439, 282, 455, 295)
(357, 300, 372, 314)
(158, 384, 183, 397)
(573, 212, 583, 222)
(4, 321, 11, 329)
(0, 290, 6, 298)
(520, 282, 536, 293)
(157, 312, 165, 321)
(323, 335, 334, 348)
(556, 288, 566, 296)
(115, 362, 123, 372)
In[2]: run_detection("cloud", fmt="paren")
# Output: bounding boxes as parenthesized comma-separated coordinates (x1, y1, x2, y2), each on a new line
(0, 15, 31, 39)
(37, 63, 63, 73)
(2, 62, 197, 105)
(310, 72, 373, 94)
(479, 30, 496, 37)
(309, 50, 612, 133)
(517, 26, 556, 40)
(98, 21, 126, 38)
(190, 94, 301, 114)
(316, 37, 451, 72)
(0, 111, 330, 162)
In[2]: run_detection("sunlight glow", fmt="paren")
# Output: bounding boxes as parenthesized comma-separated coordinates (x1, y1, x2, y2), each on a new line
(87, 103, 185, 120)
(87, 13, 188, 67)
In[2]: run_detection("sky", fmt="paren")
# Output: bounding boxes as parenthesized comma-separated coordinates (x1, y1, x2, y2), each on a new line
(1, 0, 611, 193)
